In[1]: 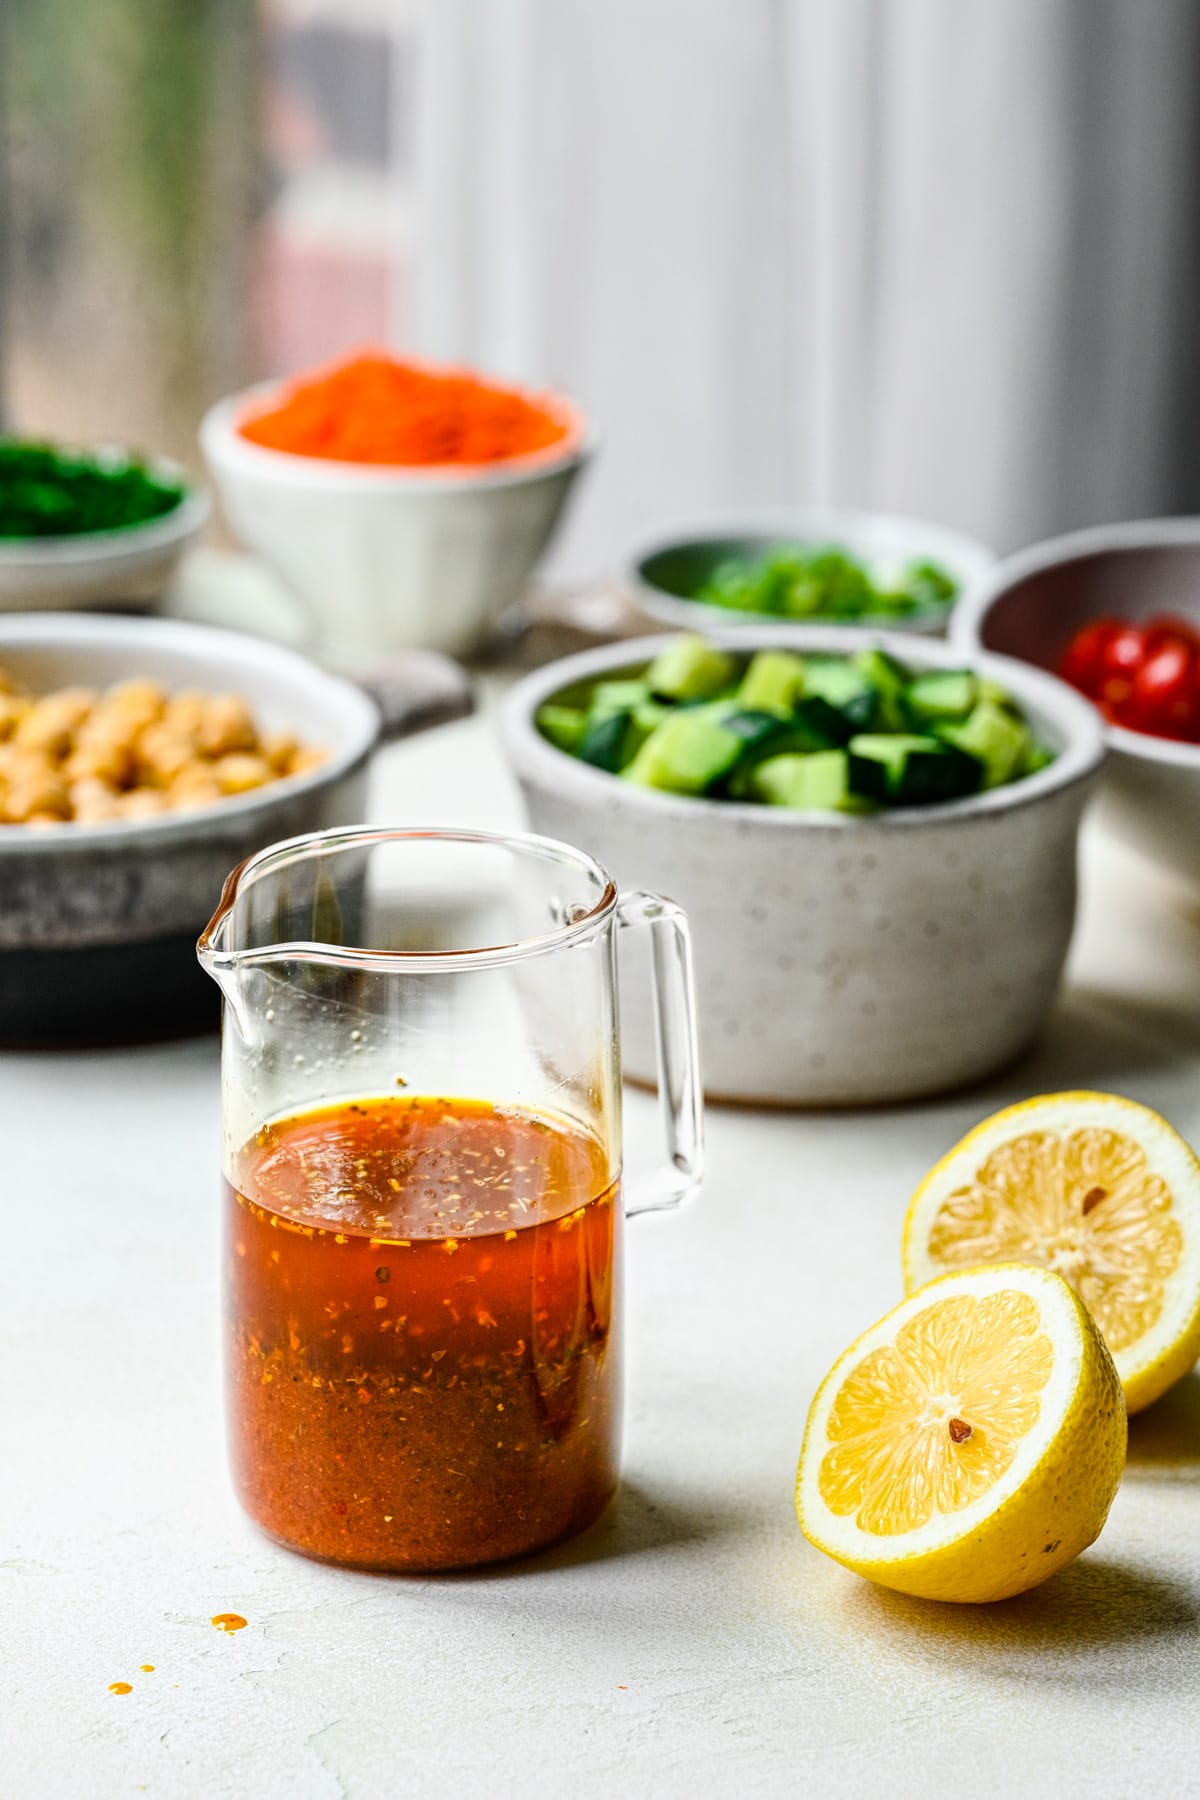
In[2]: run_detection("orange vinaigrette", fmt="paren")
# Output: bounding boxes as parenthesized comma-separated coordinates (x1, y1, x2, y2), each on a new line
(225, 1096, 621, 1570)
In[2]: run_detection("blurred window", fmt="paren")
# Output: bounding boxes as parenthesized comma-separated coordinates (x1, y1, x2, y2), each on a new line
(1, 0, 418, 470)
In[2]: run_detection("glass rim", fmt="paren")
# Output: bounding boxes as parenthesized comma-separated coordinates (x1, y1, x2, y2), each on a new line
(197, 824, 619, 975)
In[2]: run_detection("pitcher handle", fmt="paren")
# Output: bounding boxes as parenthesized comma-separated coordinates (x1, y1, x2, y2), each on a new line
(616, 890, 704, 1216)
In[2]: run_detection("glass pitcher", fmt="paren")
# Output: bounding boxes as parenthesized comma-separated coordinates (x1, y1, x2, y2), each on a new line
(197, 825, 703, 1572)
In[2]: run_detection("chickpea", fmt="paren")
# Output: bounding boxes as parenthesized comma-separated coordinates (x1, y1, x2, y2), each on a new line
(213, 752, 272, 795)
(14, 688, 98, 759)
(114, 788, 167, 819)
(287, 744, 327, 777)
(197, 694, 257, 757)
(5, 757, 69, 823)
(161, 689, 206, 740)
(167, 764, 222, 811)
(0, 694, 31, 742)
(0, 669, 321, 824)
(135, 721, 195, 786)
(106, 678, 166, 716)
(64, 730, 135, 789)
(261, 731, 299, 774)
(68, 777, 122, 823)
(90, 680, 165, 742)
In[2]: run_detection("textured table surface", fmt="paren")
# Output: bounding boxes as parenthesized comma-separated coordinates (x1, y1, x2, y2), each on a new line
(4, 707, 1200, 1800)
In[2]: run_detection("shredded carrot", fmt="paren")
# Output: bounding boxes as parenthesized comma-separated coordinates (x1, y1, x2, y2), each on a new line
(238, 351, 573, 467)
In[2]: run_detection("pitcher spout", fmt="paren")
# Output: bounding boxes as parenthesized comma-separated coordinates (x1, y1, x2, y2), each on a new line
(197, 856, 255, 1035)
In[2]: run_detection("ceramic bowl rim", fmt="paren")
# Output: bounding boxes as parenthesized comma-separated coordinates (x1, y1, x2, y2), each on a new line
(201, 380, 595, 494)
(950, 514, 1200, 773)
(627, 508, 996, 634)
(0, 612, 380, 853)
(501, 623, 1105, 833)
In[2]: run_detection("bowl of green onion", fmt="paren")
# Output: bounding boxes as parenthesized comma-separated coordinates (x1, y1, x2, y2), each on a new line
(628, 510, 994, 638)
(0, 439, 209, 613)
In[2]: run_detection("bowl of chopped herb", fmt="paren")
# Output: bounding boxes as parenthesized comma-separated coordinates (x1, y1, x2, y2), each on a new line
(0, 439, 209, 613)
(628, 511, 995, 637)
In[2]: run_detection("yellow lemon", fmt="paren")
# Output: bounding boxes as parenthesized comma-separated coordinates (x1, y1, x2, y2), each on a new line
(902, 1091, 1200, 1413)
(796, 1264, 1125, 1602)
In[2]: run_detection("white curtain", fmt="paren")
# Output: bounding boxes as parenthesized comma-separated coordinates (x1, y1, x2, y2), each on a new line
(411, 0, 1200, 576)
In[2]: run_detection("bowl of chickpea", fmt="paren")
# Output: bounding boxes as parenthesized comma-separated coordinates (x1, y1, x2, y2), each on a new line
(0, 612, 380, 1043)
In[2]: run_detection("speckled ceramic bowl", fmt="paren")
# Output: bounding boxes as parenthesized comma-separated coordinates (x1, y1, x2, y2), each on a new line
(0, 613, 379, 1044)
(501, 626, 1104, 1106)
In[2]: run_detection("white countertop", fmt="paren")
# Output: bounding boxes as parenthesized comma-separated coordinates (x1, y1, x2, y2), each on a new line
(4, 705, 1200, 1800)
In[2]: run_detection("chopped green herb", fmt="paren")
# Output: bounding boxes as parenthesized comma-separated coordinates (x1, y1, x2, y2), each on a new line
(688, 542, 958, 621)
(0, 439, 186, 538)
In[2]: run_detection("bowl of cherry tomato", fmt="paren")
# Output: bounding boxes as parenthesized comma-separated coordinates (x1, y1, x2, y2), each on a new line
(951, 518, 1200, 888)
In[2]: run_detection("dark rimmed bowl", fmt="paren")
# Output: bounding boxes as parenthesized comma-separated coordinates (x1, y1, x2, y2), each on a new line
(951, 518, 1200, 892)
(0, 613, 379, 1044)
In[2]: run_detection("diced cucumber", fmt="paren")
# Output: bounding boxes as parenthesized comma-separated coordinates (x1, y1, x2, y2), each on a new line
(789, 695, 852, 746)
(848, 733, 983, 806)
(579, 710, 644, 773)
(749, 750, 855, 811)
(536, 703, 588, 755)
(632, 698, 671, 735)
(590, 678, 651, 717)
(978, 676, 1022, 713)
(721, 707, 841, 797)
(800, 656, 877, 729)
(936, 700, 1030, 789)
(722, 706, 836, 756)
(623, 711, 743, 794)
(906, 669, 979, 723)
(646, 635, 737, 702)
(852, 648, 910, 730)
(538, 632, 1044, 811)
(738, 649, 806, 715)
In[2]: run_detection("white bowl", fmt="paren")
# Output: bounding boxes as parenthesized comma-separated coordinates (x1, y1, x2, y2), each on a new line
(0, 612, 379, 1043)
(501, 626, 1104, 1106)
(0, 459, 209, 613)
(629, 509, 996, 637)
(201, 384, 591, 662)
(950, 519, 1200, 894)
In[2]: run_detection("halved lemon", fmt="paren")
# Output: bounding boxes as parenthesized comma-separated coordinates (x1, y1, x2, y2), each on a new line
(903, 1092, 1200, 1413)
(796, 1264, 1125, 1602)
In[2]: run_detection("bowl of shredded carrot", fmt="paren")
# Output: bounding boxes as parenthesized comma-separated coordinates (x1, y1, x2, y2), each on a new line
(201, 350, 590, 661)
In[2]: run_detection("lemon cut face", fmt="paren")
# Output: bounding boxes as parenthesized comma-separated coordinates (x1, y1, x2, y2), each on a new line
(903, 1093, 1200, 1413)
(820, 1286, 1053, 1536)
(797, 1265, 1126, 1603)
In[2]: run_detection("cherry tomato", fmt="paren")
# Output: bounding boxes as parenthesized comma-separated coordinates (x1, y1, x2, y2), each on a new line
(1143, 613, 1200, 657)
(1059, 618, 1123, 697)
(1117, 638, 1200, 740)
(1092, 623, 1148, 710)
